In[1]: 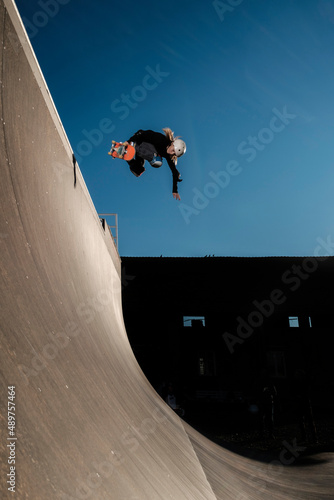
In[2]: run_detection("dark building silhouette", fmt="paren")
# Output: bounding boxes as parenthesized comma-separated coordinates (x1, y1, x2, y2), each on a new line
(121, 256, 334, 413)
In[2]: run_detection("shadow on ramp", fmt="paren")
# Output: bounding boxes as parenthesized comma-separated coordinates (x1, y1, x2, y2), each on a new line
(0, 1, 333, 498)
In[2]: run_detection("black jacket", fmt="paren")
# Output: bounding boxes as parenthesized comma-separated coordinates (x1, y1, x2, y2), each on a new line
(128, 130, 181, 193)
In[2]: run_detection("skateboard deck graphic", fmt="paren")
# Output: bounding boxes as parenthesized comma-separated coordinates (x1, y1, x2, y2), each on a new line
(108, 141, 135, 161)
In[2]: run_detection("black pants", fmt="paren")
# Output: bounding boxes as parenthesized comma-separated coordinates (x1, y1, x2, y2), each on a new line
(127, 142, 160, 176)
(127, 155, 145, 176)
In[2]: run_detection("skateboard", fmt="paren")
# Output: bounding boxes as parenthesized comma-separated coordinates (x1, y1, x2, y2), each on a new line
(108, 141, 135, 161)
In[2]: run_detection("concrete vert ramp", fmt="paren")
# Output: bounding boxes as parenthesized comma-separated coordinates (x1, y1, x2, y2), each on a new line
(0, 1, 333, 499)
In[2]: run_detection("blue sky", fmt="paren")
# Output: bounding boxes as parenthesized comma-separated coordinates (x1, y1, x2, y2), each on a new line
(15, 0, 334, 257)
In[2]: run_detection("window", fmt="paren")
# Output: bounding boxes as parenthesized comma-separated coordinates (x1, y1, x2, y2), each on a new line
(266, 351, 287, 378)
(288, 316, 312, 327)
(289, 316, 299, 327)
(183, 316, 205, 327)
(199, 357, 205, 376)
(198, 351, 216, 376)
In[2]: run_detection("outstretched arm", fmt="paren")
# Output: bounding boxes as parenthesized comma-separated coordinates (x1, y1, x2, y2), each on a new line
(167, 158, 182, 200)
(172, 170, 182, 200)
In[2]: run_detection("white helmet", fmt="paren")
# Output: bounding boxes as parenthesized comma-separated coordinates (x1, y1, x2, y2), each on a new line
(173, 139, 186, 157)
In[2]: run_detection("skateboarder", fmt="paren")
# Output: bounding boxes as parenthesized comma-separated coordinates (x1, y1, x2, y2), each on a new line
(125, 128, 186, 201)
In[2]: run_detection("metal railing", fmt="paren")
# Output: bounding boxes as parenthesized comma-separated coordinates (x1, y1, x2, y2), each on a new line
(98, 213, 118, 251)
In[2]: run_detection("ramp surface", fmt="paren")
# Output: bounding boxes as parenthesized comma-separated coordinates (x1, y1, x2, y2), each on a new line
(0, 1, 333, 498)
